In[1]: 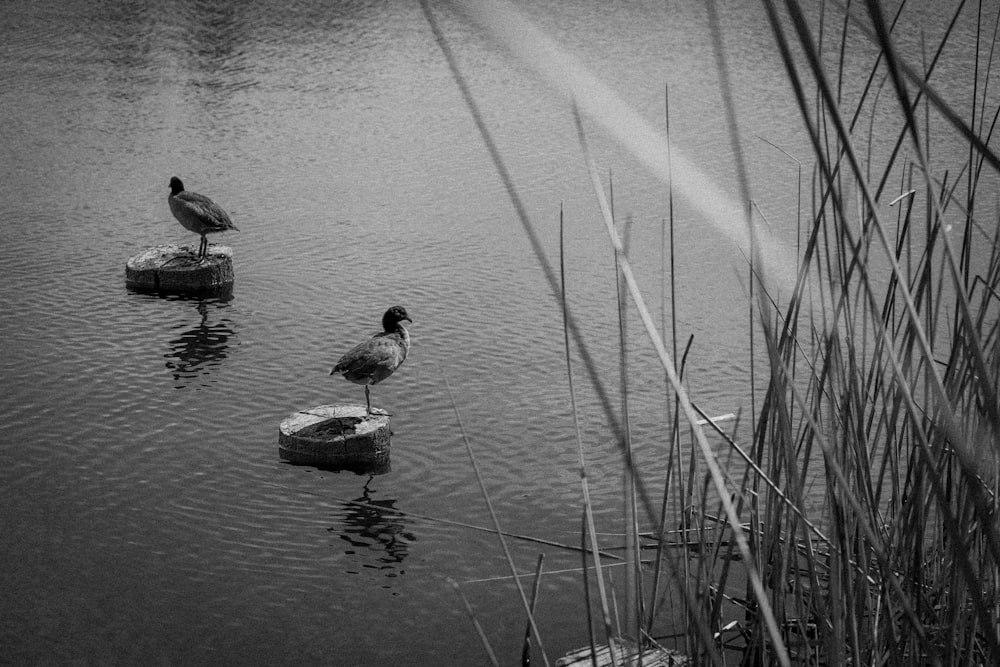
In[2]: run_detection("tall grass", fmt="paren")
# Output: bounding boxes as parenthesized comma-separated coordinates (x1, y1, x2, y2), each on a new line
(431, 0, 1000, 664)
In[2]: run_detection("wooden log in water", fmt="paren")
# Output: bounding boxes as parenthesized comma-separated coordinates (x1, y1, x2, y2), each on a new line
(125, 244, 234, 294)
(278, 405, 391, 471)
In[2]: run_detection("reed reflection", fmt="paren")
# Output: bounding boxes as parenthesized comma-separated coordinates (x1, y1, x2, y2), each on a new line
(336, 478, 415, 576)
(164, 296, 236, 388)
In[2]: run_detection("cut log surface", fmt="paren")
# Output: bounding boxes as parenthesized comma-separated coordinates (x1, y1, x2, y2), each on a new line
(125, 244, 234, 294)
(278, 405, 391, 470)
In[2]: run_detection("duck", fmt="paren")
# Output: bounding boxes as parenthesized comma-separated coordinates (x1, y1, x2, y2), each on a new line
(168, 176, 239, 259)
(331, 306, 412, 415)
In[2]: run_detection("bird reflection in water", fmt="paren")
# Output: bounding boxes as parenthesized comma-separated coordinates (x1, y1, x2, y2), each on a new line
(335, 477, 416, 578)
(164, 296, 236, 388)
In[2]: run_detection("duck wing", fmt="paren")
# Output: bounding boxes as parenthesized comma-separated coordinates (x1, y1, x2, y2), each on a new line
(332, 332, 408, 385)
(173, 191, 239, 232)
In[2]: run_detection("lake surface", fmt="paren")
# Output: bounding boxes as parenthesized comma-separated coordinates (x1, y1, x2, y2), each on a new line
(1, 0, 990, 663)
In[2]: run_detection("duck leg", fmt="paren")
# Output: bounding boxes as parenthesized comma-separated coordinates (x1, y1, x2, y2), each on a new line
(365, 387, 390, 416)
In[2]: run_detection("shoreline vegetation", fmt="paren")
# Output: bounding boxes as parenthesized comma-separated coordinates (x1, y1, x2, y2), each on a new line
(429, 1, 1000, 665)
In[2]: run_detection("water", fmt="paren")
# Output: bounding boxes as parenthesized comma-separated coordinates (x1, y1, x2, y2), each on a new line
(1, 0, 992, 663)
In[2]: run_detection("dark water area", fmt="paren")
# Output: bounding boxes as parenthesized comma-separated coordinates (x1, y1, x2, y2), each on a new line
(1, 0, 994, 663)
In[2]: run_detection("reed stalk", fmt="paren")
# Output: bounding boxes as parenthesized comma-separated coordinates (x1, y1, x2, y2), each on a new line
(560, 202, 621, 665)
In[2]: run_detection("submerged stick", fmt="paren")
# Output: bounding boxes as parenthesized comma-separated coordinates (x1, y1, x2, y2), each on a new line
(521, 554, 546, 667)
(580, 511, 598, 667)
(449, 577, 500, 667)
(444, 376, 551, 667)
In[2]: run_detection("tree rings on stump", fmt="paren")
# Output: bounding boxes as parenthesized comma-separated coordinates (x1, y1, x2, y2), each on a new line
(126, 244, 234, 295)
(278, 405, 391, 472)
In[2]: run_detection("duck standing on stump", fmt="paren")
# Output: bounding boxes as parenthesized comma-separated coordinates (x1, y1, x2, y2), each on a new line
(168, 176, 239, 259)
(331, 306, 412, 415)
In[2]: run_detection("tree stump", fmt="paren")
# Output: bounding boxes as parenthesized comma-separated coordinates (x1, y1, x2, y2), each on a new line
(125, 244, 234, 295)
(278, 405, 391, 472)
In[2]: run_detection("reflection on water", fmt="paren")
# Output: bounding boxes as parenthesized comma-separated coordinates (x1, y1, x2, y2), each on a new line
(335, 477, 415, 579)
(309, 457, 392, 477)
(164, 296, 237, 388)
